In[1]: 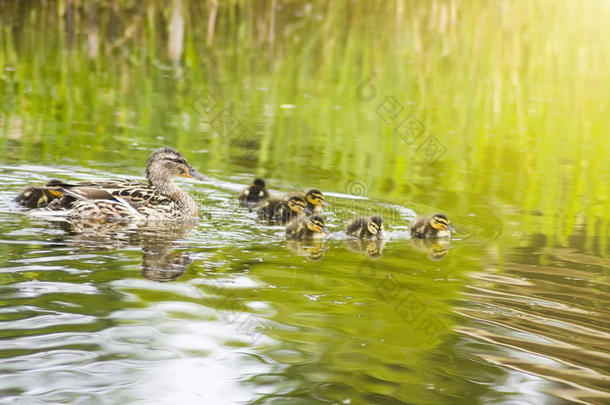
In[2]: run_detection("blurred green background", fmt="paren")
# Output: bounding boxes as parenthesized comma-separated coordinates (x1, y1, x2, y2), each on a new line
(1, 1, 609, 403)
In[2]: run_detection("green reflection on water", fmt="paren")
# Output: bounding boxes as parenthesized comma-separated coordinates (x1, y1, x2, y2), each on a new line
(1, 1, 609, 404)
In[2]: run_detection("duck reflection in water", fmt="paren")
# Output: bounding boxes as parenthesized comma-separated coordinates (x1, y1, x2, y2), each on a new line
(344, 239, 385, 258)
(141, 236, 193, 282)
(51, 219, 196, 281)
(411, 238, 451, 261)
(285, 240, 328, 261)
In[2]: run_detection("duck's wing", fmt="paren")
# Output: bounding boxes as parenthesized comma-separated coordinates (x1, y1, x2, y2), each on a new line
(62, 184, 177, 220)
(63, 184, 173, 207)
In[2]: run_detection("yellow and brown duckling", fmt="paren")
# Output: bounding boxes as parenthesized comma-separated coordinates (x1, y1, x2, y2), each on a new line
(15, 147, 209, 221)
(345, 216, 386, 239)
(286, 215, 328, 240)
(284, 189, 325, 215)
(302, 189, 325, 214)
(238, 178, 269, 206)
(257, 195, 310, 224)
(410, 213, 455, 239)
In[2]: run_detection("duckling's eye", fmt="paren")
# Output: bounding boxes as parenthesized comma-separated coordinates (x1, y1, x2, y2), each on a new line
(434, 218, 449, 229)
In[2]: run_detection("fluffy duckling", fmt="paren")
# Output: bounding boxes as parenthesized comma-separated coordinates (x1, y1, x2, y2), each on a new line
(257, 195, 309, 224)
(303, 189, 325, 214)
(285, 189, 325, 214)
(286, 215, 328, 240)
(410, 213, 455, 239)
(345, 216, 386, 239)
(239, 178, 269, 206)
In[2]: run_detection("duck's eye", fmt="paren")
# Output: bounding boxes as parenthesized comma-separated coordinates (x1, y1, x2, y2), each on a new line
(164, 157, 186, 165)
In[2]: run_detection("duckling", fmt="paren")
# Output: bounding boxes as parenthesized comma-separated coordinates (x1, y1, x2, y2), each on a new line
(257, 195, 309, 224)
(286, 215, 328, 240)
(410, 213, 455, 239)
(302, 189, 325, 214)
(239, 178, 269, 206)
(344, 216, 386, 239)
(15, 179, 74, 208)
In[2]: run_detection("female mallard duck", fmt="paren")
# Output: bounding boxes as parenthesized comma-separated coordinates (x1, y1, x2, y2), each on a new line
(410, 214, 455, 238)
(286, 215, 328, 240)
(257, 195, 309, 224)
(345, 216, 386, 239)
(15, 147, 209, 221)
(238, 178, 269, 206)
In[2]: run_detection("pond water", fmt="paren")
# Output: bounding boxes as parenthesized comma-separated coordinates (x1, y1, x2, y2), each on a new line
(1, 1, 609, 404)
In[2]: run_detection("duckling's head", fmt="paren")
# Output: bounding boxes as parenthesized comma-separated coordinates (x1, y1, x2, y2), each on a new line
(287, 195, 308, 214)
(306, 215, 328, 234)
(146, 147, 208, 184)
(305, 189, 325, 207)
(252, 178, 266, 188)
(367, 216, 385, 239)
(429, 214, 455, 232)
(244, 178, 268, 200)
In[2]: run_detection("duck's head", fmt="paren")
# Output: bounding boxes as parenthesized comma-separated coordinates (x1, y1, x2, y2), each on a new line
(367, 216, 385, 239)
(252, 178, 266, 189)
(145, 147, 209, 185)
(287, 195, 309, 214)
(305, 189, 325, 207)
(245, 178, 268, 199)
(306, 215, 328, 234)
(429, 214, 455, 233)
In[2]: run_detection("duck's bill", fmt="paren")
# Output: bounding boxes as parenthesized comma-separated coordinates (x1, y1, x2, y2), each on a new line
(304, 207, 313, 215)
(377, 230, 384, 239)
(323, 227, 329, 234)
(447, 224, 456, 232)
(187, 167, 210, 181)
